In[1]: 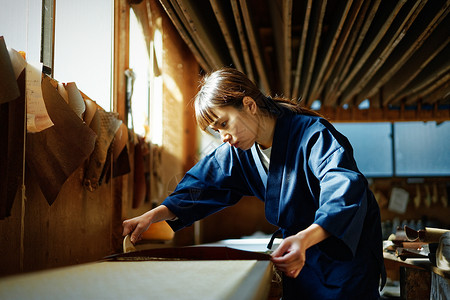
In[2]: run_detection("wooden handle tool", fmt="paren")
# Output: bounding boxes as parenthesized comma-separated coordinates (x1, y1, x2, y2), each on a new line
(123, 235, 137, 253)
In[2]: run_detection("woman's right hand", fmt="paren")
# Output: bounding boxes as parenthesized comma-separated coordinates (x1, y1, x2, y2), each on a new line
(122, 211, 153, 244)
(122, 205, 176, 244)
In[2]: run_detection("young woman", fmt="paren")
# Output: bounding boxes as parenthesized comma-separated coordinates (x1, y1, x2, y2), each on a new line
(122, 67, 386, 299)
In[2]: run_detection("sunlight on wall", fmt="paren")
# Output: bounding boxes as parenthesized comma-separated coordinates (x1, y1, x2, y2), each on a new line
(163, 74, 183, 103)
(129, 9, 150, 138)
(149, 28, 163, 145)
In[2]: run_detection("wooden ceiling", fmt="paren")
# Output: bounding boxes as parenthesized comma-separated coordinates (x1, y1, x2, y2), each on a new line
(155, 0, 449, 110)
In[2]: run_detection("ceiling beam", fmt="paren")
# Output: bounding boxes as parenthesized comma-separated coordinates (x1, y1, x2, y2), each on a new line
(209, 0, 245, 72)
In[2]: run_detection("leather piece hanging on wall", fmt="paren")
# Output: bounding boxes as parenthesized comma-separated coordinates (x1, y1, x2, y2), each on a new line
(26, 76, 97, 205)
(64, 82, 86, 119)
(132, 135, 147, 209)
(0, 71, 25, 219)
(0, 36, 20, 104)
(104, 126, 131, 184)
(108, 122, 131, 180)
(83, 109, 122, 191)
(113, 146, 131, 177)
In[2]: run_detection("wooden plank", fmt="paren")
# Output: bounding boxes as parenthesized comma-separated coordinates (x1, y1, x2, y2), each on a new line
(0, 185, 23, 276)
(239, 0, 271, 93)
(324, 0, 381, 105)
(174, 0, 229, 69)
(159, 0, 211, 70)
(269, 0, 292, 96)
(317, 0, 364, 102)
(409, 73, 450, 105)
(341, 0, 422, 105)
(335, 0, 407, 105)
(209, 0, 244, 71)
(230, 0, 255, 81)
(283, 0, 293, 96)
(349, 0, 427, 104)
(308, 0, 353, 101)
(365, 0, 449, 104)
(113, 0, 130, 120)
(400, 50, 450, 104)
(301, 0, 327, 106)
(394, 43, 450, 104)
(268, 0, 284, 91)
(22, 168, 115, 273)
(384, 25, 450, 105)
(400, 267, 431, 300)
(292, 0, 312, 99)
(318, 105, 450, 122)
(423, 79, 450, 104)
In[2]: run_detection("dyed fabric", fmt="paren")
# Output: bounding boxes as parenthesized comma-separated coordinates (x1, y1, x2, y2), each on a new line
(163, 107, 385, 299)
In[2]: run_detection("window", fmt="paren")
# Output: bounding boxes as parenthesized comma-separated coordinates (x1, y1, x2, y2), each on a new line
(334, 121, 450, 177)
(53, 0, 113, 111)
(149, 28, 163, 145)
(128, 9, 163, 144)
(0, 0, 42, 63)
(334, 123, 393, 177)
(394, 121, 450, 176)
(129, 9, 150, 138)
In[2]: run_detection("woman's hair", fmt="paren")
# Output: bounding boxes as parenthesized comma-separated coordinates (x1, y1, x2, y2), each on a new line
(194, 67, 322, 132)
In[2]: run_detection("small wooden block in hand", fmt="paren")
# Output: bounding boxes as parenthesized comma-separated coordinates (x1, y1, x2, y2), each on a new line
(123, 235, 136, 253)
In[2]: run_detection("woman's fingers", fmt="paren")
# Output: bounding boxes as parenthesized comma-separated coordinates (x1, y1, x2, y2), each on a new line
(122, 220, 133, 237)
(122, 219, 141, 243)
(122, 216, 151, 244)
(271, 239, 290, 258)
(271, 236, 306, 278)
(130, 223, 144, 243)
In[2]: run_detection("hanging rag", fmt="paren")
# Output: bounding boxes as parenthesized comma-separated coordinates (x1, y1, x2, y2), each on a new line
(26, 76, 97, 205)
(0, 36, 20, 104)
(0, 69, 25, 219)
(83, 109, 122, 191)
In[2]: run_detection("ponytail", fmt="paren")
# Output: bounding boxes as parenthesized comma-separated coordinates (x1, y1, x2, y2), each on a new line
(271, 96, 324, 118)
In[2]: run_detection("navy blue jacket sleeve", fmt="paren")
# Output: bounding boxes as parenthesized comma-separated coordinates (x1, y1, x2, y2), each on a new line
(162, 144, 252, 231)
(308, 125, 368, 258)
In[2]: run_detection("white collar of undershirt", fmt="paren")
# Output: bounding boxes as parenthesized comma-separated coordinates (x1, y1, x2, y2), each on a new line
(256, 143, 272, 171)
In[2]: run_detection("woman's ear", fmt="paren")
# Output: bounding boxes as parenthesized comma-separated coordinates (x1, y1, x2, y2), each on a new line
(242, 96, 257, 114)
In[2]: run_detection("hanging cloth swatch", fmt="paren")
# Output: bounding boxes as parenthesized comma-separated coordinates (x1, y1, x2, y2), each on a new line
(83, 109, 122, 191)
(0, 36, 20, 104)
(26, 76, 97, 205)
(64, 82, 86, 119)
(0, 38, 26, 219)
(25, 62, 54, 132)
(104, 123, 131, 183)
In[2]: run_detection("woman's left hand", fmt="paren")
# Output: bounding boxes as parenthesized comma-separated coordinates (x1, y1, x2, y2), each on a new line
(270, 235, 306, 278)
(270, 224, 330, 278)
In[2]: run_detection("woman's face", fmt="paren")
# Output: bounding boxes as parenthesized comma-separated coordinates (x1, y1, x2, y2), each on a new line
(209, 98, 259, 150)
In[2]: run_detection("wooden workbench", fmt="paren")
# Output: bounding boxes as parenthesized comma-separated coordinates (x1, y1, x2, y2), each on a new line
(384, 251, 450, 299)
(0, 260, 273, 300)
(0, 248, 274, 300)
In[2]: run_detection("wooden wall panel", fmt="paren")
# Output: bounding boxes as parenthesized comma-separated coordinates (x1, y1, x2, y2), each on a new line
(0, 192, 23, 276)
(22, 168, 115, 272)
(201, 196, 278, 244)
(0, 166, 117, 277)
(160, 0, 199, 246)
